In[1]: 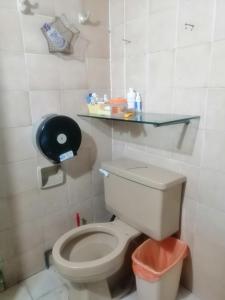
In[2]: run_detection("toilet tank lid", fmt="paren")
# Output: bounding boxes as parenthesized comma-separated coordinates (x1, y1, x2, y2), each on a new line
(102, 158, 186, 191)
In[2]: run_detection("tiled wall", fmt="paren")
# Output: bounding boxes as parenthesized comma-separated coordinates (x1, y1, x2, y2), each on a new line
(0, 0, 111, 286)
(110, 1, 225, 299)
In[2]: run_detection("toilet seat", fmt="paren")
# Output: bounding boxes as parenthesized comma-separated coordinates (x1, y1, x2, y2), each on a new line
(53, 220, 139, 283)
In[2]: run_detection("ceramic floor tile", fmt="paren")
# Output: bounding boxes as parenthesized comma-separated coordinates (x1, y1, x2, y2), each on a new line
(36, 286, 68, 300)
(23, 269, 62, 300)
(0, 284, 32, 300)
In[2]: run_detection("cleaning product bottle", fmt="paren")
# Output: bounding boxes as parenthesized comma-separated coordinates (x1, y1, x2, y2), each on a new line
(0, 258, 5, 292)
(135, 92, 142, 112)
(127, 88, 136, 110)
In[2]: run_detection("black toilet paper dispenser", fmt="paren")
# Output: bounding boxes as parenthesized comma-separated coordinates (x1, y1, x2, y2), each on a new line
(33, 114, 82, 163)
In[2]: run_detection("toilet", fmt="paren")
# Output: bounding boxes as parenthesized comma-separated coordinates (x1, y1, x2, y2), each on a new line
(53, 158, 186, 300)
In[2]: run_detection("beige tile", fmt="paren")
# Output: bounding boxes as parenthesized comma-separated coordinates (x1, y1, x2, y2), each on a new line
(149, 0, 177, 13)
(4, 159, 37, 196)
(82, 25, 109, 59)
(125, 18, 147, 58)
(149, 9, 176, 52)
(93, 194, 111, 222)
(42, 209, 70, 250)
(2, 259, 20, 288)
(29, 90, 61, 124)
(0, 9, 23, 52)
(66, 148, 92, 205)
(146, 87, 173, 113)
(125, 0, 147, 22)
(214, 0, 225, 41)
(0, 126, 35, 163)
(110, 24, 124, 60)
(210, 40, 225, 87)
(7, 189, 43, 225)
(148, 50, 174, 88)
(202, 130, 225, 172)
(199, 168, 225, 213)
(0, 229, 15, 260)
(12, 220, 43, 254)
(68, 199, 93, 227)
(111, 59, 125, 90)
(206, 88, 225, 131)
(175, 44, 210, 87)
(40, 184, 68, 215)
(30, 0, 54, 17)
(60, 89, 88, 118)
(192, 204, 225, 299)
(60, 59, 88, 90)
(172, 88, 206, 128)
(0, 91, 31, 128)
(21, 14, 53, 54)
(84, 0, 109, 26)
(177, 0, 214, 47)
(0, 51, 28, 90)
(0, 197, 11, 231)
(110, 0, 124, 27)
(26, 54, 60, 90)
(0, 0, 17, 10)
(88, 58, 110, 89)
(54, 0, 81, 22)
(16, 246, 45, 281)
(126, 55, 147, 90)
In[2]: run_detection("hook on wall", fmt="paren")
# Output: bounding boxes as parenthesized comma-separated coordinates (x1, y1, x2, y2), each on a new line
(78, 11, 100, 26)
(18, 0, 38, 15)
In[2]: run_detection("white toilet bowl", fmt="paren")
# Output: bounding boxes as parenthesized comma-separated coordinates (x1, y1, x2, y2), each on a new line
(53, 220, 140, 299)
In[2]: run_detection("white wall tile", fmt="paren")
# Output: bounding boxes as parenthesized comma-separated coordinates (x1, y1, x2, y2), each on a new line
(146, 87, 173, 113)
(26, 54, 60, 90)
(210, 40, 225, 87)
(29, 90, 61, 123)
(88, 58, 110, 89)
(0, 9, 23, 52)
(125, 0, 147, 22)
(126, 18, 147, 57)
(0, 91, 31, 128)
(0, 0, 17, 10)
(60, 59, 88, 90)
(177, 0, 214, 47)
(30, 0, 54, 17)
(111, 59, 125, 91)
(0, 51, 28, 90)
(84, 0, 109, 26)
(110, 0, 124, 27)
(148, 51, 174, 88)
(175, 44, 210, 87)
(149, 9, 176, 52)
(149, 0, 177, 13)
(4, 159, 37, 196)
(110, 24, 124, 60)
(126, 55, 146, 90)
(0, 126, 35, 163)
(202, 130, 225, 172)
(206, 88, 225, 131)
(21, 15, 53, 54)
(214, 0, 225, 41)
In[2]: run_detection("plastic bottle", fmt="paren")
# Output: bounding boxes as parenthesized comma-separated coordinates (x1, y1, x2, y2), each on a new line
(135, 92, 142, 112)
(127, 88, 136, 110)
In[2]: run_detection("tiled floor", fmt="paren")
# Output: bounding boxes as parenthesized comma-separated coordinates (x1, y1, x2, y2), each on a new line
(0, 268, 199, 300)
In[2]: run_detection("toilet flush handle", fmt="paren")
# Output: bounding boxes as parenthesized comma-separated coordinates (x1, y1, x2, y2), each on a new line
(99, 168, 109, 177)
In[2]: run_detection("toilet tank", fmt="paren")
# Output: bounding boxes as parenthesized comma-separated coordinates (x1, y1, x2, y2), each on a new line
(101, 159, 186, 241)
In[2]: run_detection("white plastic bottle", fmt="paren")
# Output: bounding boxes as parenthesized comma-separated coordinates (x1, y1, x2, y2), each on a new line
(135, 92, 142, 112)
(127, 88, 136, 110)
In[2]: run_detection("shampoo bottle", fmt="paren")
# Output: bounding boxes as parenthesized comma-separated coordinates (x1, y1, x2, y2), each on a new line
(135, 92, 142, 112)
(127, 88, 136, 110)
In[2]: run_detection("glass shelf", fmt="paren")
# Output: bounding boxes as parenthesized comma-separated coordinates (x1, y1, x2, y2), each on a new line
(78, 112, 200, 127)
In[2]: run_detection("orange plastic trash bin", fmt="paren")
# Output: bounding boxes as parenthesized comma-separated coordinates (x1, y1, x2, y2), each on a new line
(132, 238, 188, 300)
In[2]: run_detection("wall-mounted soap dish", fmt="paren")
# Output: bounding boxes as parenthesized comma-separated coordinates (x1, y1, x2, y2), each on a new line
(37, 165, 65, 189)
